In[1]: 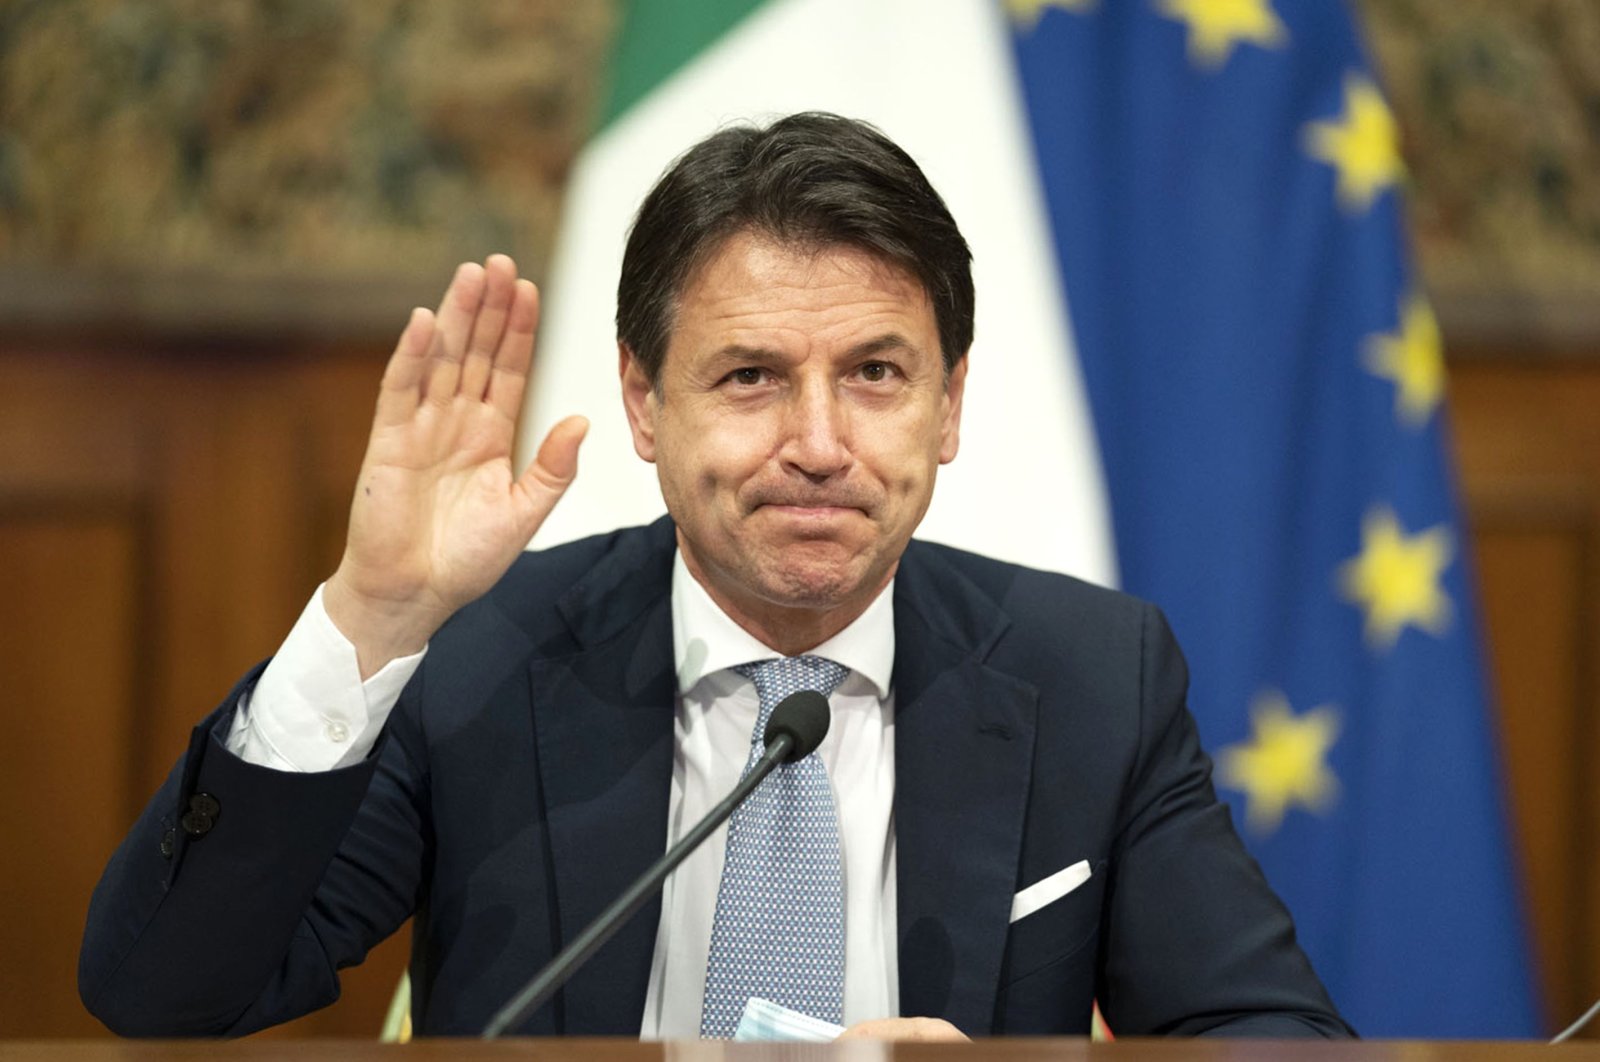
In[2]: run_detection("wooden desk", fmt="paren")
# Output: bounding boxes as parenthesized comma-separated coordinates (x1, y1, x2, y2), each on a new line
(1, 1041, 1596, 1061)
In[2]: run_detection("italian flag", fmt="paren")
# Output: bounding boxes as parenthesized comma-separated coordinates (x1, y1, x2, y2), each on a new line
(519, 0, 1115, 588)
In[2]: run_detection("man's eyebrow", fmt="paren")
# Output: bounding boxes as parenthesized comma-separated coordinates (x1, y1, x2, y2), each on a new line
(846, 333, 920, 359)
(708, 343, 786, 363)
(706, 334, 924, 364)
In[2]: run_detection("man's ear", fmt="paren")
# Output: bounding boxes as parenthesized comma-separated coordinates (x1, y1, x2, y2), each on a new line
(938, 354, 968, 465)
(619, 342, 658, 463)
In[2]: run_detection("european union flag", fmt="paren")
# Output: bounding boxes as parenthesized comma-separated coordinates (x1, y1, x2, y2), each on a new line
(1009, 0, 1538, 1037)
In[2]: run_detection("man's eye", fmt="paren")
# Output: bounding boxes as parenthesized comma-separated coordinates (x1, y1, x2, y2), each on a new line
(728, 367, 765, 386)
(859, 362, 891, 382)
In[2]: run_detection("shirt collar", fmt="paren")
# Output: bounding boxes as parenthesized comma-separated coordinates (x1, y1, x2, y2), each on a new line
(671, 549, 895, 698)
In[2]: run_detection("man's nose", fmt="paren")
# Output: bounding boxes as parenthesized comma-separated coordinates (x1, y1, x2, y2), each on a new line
(779, 382, 851, 479)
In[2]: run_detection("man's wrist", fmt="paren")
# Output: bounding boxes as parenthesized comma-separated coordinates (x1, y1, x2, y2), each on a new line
(323, 572, 446, 679)
(227, 584, 425, 772)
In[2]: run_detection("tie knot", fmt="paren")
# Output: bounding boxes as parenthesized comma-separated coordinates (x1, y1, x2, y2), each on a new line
(734, 656, 850, 744)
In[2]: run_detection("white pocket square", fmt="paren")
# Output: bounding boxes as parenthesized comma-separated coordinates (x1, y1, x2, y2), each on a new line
(1010, 859, 1092, 924)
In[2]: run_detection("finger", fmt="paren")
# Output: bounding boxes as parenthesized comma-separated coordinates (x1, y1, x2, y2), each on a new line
(836, 1021, 887, 1040)
(487, 278, 540, 421)
(374, 307, 435, 429)
(836, 1018, 967, 1042)
(512, 415, 589, 528)
(460, 254, 516, 401)
(423, 262, 486, 404)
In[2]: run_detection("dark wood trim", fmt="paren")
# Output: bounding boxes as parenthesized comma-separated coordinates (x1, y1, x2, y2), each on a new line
(0, 265, 451, 346)
(1438, 288, 1600, 360)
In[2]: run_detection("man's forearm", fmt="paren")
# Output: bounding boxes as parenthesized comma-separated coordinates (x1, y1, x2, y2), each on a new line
(79, 683, 400, 1036)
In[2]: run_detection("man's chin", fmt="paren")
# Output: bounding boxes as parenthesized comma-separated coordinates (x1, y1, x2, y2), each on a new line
(750, 556, 884, 613)
(680, 529, 895, 618)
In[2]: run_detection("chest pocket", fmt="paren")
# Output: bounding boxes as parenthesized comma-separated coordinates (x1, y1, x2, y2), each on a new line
(990, 858, 1108, 1035)
(1000, 858, 1107, 985)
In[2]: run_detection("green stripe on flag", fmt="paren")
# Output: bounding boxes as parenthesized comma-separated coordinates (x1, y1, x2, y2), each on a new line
(598, 0, 769, 129)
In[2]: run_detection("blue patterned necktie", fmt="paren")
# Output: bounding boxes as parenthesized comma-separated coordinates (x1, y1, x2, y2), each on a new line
(699, 655, 850, 1039)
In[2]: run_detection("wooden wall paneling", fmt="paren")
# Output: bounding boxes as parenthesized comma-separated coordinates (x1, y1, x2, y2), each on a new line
(0, 510, 144, 1036)
(0, 342, 410, 1038)
(1450, 357, 1600, 1034)
(1471, 510, 1591, 1030)
(0, 353, 149, 501)
(0, 351, 155, 1037)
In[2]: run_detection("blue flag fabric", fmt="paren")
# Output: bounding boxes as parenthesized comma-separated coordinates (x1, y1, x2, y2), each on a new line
(1009, 0, 1537, 1037)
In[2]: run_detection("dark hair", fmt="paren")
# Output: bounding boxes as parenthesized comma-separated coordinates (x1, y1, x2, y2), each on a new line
(616, 112, 974, 383)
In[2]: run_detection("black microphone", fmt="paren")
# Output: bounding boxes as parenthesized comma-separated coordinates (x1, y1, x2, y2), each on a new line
(481, 689, 832, 1039)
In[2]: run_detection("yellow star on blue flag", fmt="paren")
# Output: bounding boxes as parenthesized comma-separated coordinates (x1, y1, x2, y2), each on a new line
(1337, 506, 1454, 649)
(1219, 691, 1341, 836)
(1304, 73, 1405, 213)
(1007, 0, 1094, 29)
(1364, 295, 1444, 428)
(1156, 0, 1287, 69)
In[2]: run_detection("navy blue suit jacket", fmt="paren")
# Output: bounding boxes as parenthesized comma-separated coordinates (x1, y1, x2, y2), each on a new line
(81, 518, 1350, 1038)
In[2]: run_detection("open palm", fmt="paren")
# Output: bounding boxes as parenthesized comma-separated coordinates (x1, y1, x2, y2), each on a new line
(326, 255, 586, 674)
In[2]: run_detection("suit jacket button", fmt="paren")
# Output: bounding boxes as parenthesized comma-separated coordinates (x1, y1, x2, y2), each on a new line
(181, 810, 214, 837)
(189, 792, 220, 818)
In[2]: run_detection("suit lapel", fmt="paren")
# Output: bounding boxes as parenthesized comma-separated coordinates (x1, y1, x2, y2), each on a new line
(893, 544, 1039, 1035)
(528, 520, 678, 1035)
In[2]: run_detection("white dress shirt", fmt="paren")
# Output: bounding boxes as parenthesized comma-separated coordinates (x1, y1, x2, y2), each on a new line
(226, 554, 899, 1037)
(641, 553, 898, 1038)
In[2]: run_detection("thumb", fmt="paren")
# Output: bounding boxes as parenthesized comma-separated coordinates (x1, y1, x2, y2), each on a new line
(515, 414, 589, 516)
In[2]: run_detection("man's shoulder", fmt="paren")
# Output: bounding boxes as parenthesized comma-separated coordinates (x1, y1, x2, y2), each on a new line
(895, 540, 1169, 738)
(500, 519, 673, 595)
(898, 537, 1167, 685)
(436, 518, 675, 655)
(901, 537, 1148, 625)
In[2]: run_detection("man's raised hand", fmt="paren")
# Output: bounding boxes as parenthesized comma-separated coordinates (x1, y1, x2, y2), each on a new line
(325, 255, 587, 677)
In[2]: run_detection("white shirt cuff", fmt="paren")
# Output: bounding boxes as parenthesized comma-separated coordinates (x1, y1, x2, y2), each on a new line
(224, 584, 426, 772)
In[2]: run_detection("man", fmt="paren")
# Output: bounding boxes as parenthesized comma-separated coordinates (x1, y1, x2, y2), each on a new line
(80, 113, 1351, 1039)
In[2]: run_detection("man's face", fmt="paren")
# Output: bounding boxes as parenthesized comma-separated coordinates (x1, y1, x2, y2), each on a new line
(621, 230, 966, 637)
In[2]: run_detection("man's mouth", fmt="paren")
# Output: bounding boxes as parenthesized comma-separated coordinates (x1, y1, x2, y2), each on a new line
(763, 503, 858, 516)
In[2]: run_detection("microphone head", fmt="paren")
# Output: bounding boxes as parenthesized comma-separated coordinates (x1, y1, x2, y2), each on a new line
(763, 690, 831, 762)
